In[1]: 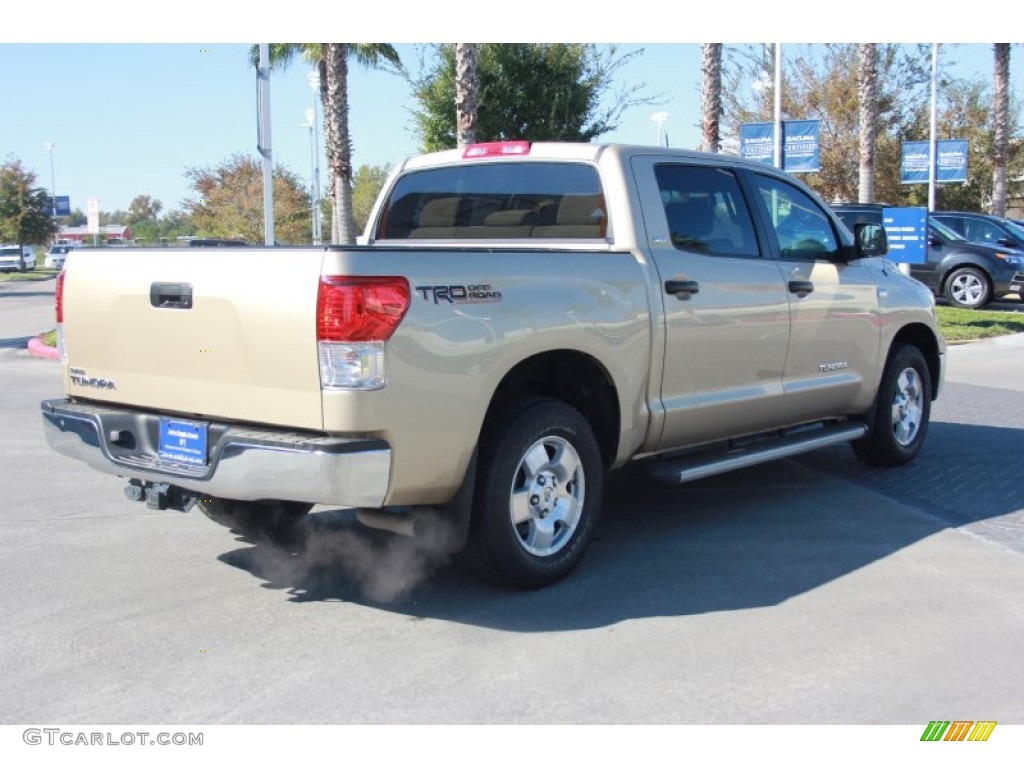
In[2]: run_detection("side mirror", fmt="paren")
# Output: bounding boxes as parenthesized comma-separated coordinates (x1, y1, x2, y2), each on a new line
(854, 222, 888, 258)
(998, 237, 1015, 248)
(929, 236, 942, 247)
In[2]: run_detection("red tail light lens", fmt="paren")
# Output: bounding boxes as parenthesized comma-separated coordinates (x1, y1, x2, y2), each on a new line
(317, 276, 410, 342)
(55, 270, 66, 323)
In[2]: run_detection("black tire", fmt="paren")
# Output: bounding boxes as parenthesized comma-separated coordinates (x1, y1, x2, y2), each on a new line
(463, 397, 604, 589)
(197, 496, 312, 546)
(852, 344, 932, 467)
(944, 266, 991, 309)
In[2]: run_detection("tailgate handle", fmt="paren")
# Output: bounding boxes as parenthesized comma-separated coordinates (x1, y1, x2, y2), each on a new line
(150, 283, 193, 309)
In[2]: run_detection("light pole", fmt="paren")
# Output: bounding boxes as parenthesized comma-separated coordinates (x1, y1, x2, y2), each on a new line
(650, 112, 669, 148)
(303, 109, 319, 245)
(307, 70, 322, 246)
(43, 142, 57, 218)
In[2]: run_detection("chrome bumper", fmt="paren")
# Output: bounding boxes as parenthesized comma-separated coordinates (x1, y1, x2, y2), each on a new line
(41, 399, 391, 508)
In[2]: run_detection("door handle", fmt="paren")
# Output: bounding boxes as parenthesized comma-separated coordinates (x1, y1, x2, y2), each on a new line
(665, 280, 700, 300)
(788, 280, 814, 297)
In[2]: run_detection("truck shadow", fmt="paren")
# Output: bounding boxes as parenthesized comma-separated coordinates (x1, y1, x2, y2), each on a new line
(218, 419, 1023, 631)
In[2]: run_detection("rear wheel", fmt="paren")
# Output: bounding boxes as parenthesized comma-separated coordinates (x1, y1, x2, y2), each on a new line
(463, 397, 603, 589)
(944, 266, 991, 309)
(853, 344, 932, 467)
(197, 497, 311, 546)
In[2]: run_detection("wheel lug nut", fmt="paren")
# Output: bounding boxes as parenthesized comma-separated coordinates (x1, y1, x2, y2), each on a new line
(537, 476, 546, 486)
(530, 495, 540, 506)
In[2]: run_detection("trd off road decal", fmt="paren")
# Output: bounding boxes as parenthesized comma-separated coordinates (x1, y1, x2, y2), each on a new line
(415, 284, 503, 304)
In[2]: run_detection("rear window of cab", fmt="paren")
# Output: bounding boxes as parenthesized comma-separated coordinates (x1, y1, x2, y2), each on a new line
(376, 162, 607, 240)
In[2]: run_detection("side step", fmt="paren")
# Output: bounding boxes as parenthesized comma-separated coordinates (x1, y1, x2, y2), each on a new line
(648, 423, 868, 484)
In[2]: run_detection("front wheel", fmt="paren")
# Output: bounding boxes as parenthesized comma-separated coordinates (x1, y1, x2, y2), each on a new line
(852, 344, 932, 467)
(463, 397, 604, 589)
(944, 266, 991, 309)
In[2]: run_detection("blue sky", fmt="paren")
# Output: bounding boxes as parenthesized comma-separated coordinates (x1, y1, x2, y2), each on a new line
(1, 4, 1017, 215)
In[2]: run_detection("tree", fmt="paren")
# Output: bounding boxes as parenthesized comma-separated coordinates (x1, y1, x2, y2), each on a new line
(0, 157, 58, 249)
(723, 44, 933, 204)
(127, 194, 164, 243)
(857, 44, 878, 203)
(412, 44, 651, 152)
(992, 44, 1010, 216)
(252, 43, 401, 245)
(351, 164, 390, 235)
(183, 154, 311, 244)
(67, 208, 86, 227)
(455, 43, 480, 147)
(700, 44, 723, 153)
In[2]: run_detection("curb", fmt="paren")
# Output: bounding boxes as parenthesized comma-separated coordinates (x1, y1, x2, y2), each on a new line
(27, 335, 59, 360)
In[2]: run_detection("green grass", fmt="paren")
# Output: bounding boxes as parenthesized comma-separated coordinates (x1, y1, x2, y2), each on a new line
(937, 305, 1024, 341)
(0, 268, 58, 282)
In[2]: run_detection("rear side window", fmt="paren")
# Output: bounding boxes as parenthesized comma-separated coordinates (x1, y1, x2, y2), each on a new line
(654, 164, 760, 257)
(376, 162, 606, 240)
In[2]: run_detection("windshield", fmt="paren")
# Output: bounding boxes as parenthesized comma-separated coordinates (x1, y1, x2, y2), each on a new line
(929, 218, 964, 240)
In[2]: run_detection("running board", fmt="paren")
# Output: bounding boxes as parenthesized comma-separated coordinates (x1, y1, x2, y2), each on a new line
(648, 423, 868, 484)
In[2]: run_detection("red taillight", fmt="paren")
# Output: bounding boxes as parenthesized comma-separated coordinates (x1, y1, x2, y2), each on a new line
(55, 270, 66, 323)
(317, 276, 410, 342)
(462, 141, 531, 159)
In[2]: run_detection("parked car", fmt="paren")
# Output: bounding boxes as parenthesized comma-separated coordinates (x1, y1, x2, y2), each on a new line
(0, 245, 35, 272)
(931, 210, 1024, 251)
(832, 204, 1024, 309)
(45, 244, 76, 269)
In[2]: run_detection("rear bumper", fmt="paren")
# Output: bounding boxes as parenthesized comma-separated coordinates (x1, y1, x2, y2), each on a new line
(41, 399, 391, 508)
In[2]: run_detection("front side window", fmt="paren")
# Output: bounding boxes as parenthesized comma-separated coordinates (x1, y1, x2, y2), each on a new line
(963, 219, 1004, 244)
(753, 175, 839, 260)
(654, 164, 760, 257)
(376, 162, 606, 240)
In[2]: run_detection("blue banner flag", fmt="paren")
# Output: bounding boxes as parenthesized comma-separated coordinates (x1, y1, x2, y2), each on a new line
(782, 120, 820, 172)
(739, 121, 820, 172)
(739, 123, 775, 165)
(901, 140, 968, 184)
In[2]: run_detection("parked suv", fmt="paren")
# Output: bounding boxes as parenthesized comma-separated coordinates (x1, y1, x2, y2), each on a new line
(832, 204, 1024, 308)
(931, 211, 1024, 251)
(0, 245, 35, 272)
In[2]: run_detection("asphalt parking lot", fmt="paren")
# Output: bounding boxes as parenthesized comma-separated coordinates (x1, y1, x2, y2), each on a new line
(1, 277, 1022, 732)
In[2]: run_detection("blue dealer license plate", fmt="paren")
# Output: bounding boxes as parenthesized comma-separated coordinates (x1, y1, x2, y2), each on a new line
(158, 418, 209, 466)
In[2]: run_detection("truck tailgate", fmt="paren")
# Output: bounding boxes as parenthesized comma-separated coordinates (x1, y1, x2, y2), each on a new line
(61, 249, 326, 431)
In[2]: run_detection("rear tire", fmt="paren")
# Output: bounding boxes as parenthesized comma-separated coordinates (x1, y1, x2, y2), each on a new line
(852, 344, 932, 467)
(463, 397, 604, 589)
(197, 497, 312, 546)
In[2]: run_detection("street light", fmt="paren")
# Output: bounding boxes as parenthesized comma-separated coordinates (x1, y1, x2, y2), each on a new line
(650, 112, 669, 148)
(302, 109, 320, 245)
(42, 142, 57, 218)
(307, 70, 323, 245)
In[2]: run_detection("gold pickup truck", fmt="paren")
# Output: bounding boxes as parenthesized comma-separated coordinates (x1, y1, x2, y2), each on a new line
(41, 142, 945, 588)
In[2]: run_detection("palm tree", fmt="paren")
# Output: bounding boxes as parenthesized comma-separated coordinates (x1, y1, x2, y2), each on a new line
(992, 44, 1010, 217)
(455, 44, 480, 147)
(250, 43, 401, 244)
(857, 44, 878, 204)
(700, 44, 723, 153)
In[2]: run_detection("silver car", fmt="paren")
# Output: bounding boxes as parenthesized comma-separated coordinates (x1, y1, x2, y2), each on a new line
(45, 244, 75, 269)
